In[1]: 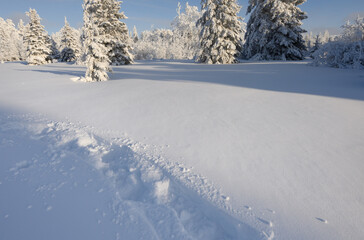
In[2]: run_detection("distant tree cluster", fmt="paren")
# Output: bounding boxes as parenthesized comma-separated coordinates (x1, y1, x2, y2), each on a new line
(1, 0, 361, 81)
(132, 3, 203, 60)
(312, 17, 364, 69)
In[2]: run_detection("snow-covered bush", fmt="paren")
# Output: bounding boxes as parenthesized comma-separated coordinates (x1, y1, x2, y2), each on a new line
(0, 18, 23, 61)
(313, 17, 364, 69)
(133, 29, 175, 60)
(133, 2, 202, 60)
(25, 9, 52, 65)
(243, 0, 307, 60)
(313, 41, 363, 69)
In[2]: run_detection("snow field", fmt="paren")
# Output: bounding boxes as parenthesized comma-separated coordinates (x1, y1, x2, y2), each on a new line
(0, 60, 363, 239)
(0, 112, 270, 240)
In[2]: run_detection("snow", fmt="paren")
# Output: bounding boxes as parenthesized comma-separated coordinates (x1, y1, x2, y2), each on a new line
(0, 60, 364, 240)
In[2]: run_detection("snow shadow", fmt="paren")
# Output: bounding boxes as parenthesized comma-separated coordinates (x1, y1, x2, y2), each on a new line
(109, 60, 364, 101)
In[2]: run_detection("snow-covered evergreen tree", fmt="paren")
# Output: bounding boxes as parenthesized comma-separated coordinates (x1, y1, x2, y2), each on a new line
(309, 34, 321, 57)
(243, 0, 307, 60)
(0, 18, 23, 61)
(25, 9, 52, 65)
(17, 19, 28, 60)
(196, 0, 243, 64)
(60, 17, 81, 62)
(48, 36, 61, 61)
(104, 0, 133, 65)
(132, 26, 139, 43)
(83, 0, 111, 82)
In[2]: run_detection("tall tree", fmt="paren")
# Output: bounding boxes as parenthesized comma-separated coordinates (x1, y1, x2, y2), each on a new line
(132, 26, 139, 43)
(60, 17, 81, 62)
(105, 0, 133, 65)
(0, 18, 23, 62)
(83, 0, 111, 82)
(243, 0, 307, 60)
(25, 9, 51, 65)
(197, 0, 243, 64)
(172, 2, 202, 60)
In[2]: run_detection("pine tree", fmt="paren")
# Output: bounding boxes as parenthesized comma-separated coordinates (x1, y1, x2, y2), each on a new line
(105, 0, 133, 65)
(17, 19, 28, 60)
(83, 0, 111, 82)
(25, 9, 52, 65)
(48, 36, 61, 61)
(310, 34, 321, 57)
(243, 0, 307, 60)
(60, 17, 81, 62)
(196, 0, 243, 64)
(132, 26, 139, 43)
(0, 18, 23, 61)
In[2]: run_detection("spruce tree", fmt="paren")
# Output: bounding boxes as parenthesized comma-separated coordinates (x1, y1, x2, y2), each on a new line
(60, 17, 81, 62)
(196, 0, 243, 64)
(17, 19, 28, 60)
(105, 0, 133, 65)
(25, 9, 52, 65)
(132, 26, 139, 43)
(0, 18, 23, 61)
(243, 0, 307, 60)
(83, 0, 111, 82)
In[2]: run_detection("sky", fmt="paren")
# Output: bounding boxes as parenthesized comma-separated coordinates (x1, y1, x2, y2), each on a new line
(1, 0, 364, 35)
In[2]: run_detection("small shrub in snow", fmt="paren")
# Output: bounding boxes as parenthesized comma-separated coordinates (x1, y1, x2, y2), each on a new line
(312, 41, 364, 69)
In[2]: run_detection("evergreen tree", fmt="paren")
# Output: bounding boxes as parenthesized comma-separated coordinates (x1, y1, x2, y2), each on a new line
(48, 36, 61, 60)
(60, 17, 81, 62)
(0, 18, 23, 61)
(132, 26, 139, 43)
(17, 19, 28, 60)
(196, 0, 243, 64)
(105, 0, 133, 65)
(243, 0, 307, 60)
(83, 0, 111, 82)
(310, 34, 321, 57)
(25, 9, 51, 65)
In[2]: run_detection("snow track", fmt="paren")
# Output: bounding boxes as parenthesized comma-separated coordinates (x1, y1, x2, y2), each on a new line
(0, 112, 272, 240)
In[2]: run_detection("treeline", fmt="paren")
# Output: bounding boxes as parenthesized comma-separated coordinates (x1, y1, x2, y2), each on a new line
(0, 0, 363, 82)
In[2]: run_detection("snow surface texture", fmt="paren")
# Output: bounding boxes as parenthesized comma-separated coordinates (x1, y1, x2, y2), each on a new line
(0, 112, 264, 240)
(0, 61, 364, 240)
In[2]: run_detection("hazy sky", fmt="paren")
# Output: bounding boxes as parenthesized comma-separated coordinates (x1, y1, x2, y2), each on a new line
(1, 0, 364, 35)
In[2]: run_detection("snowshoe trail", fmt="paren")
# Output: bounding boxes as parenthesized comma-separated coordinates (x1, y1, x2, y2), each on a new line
(0, 112, 273, 240)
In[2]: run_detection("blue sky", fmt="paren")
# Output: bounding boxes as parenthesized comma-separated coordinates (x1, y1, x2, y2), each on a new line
(1, 0, 364, 35)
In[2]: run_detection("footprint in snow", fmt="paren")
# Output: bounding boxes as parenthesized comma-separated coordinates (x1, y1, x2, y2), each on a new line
(266, 209, 275, 214)
(316, 217, 328, 224)
(258, 218, 273, 227)
(244, 205, 252, 210)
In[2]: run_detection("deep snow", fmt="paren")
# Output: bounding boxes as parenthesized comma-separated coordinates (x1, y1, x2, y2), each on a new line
(0, 60, 363, 240)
